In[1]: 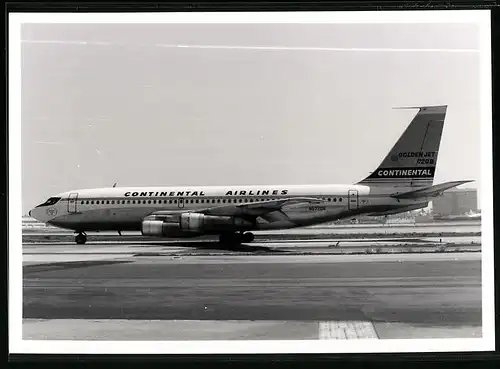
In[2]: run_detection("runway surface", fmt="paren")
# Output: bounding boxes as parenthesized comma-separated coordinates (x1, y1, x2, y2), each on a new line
(21, 221, 483, 341)
(21, 237, 481, 265)
(22, 242, 482, 340)
(21, 220, 481, 242)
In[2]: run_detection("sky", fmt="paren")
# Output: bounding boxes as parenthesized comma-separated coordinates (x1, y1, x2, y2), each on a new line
(20, 21, 484, 214)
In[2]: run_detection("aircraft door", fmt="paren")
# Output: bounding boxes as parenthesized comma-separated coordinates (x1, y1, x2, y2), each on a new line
(178, 197, 185, 208)
(68, 193, 78, 213)
(348, 190, 359, 211)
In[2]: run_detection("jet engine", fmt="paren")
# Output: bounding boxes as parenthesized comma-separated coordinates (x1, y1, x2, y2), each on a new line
(141, 212, 253, 237)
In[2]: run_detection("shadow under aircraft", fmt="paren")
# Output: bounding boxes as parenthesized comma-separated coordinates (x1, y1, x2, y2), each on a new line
(144, 240, 289, 253)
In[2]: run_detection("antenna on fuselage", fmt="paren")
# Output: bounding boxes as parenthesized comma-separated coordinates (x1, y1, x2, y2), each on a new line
(112, 182, 117, 188)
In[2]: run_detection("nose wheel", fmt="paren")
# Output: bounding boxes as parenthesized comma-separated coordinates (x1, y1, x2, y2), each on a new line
(242, 232, 255, 243)
(75, 233, 87, 245)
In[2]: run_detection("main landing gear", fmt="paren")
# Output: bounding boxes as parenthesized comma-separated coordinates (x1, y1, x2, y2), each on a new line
(75, 232, 87, 245)
(219, 232, 255, 244)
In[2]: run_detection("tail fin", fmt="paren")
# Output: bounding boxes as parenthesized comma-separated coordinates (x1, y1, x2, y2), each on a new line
(357, 105, 447, 188)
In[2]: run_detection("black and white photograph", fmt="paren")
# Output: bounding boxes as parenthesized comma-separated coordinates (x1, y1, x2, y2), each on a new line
(9, 10, 494, 354)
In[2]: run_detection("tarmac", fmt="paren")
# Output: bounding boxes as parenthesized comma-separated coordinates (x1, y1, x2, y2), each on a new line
(22, 239, 482, 340)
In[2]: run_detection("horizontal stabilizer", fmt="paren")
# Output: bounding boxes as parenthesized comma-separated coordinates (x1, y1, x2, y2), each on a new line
(365, 203, 429, 216)
(391, 180, 474, 199)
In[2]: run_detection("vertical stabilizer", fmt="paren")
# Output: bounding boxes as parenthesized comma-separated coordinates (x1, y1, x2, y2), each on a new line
(357, 105, 447, 188)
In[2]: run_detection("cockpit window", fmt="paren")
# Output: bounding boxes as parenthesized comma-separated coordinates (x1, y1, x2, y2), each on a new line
(35, 197, 61, 207)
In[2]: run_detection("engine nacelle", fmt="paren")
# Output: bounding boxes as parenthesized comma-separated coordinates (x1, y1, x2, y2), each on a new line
(141, 213, 253, 237)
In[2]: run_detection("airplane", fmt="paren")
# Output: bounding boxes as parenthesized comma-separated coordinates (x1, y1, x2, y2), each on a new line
(29, 105, 472, 246)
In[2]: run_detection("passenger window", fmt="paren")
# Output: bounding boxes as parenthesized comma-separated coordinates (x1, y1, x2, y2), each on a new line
(148, 200, 151, 204)
(174, 200, 177, 204)
(217, 199, 220, 203)
(339, 198, 343, 202)
(127, 200, 131, 204)
(169, 200, 172, 204)
(80, 201, 84, 204)
(91, 201, 94, 204)
(327, 198, 331, 202)
(239, 199, 243, 203)
(333, 198, 337, 202)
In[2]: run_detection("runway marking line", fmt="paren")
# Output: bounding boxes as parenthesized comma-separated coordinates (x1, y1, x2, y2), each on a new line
(318, 321, 379, 340)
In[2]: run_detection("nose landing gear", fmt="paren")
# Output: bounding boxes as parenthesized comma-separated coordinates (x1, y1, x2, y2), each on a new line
(75, 232, 87, 245)
(242, 232, 255, 243)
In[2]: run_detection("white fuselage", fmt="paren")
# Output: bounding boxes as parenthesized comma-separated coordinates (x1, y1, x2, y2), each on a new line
(29, 184, 427, 235)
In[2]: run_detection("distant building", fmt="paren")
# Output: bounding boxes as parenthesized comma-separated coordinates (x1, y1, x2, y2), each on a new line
(431, 188, 478, 216)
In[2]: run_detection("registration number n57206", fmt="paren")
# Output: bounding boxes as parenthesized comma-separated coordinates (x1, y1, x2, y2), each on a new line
(309, 206, 326, 211)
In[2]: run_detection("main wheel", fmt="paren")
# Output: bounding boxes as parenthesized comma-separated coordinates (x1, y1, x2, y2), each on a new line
(242, 232, 255, 243)
(75, 233, 87, 245)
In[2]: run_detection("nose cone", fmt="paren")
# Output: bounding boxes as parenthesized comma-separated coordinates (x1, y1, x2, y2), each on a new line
(29, 207, 44, 223)
(29, 208, 38, 221)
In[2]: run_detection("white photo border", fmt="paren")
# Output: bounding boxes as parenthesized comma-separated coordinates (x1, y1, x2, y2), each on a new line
(9, 9, 494, 354)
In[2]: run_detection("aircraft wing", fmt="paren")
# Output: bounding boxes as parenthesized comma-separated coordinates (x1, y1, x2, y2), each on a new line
(191, 197, 323, 217)
(390, 180, 474, 200)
